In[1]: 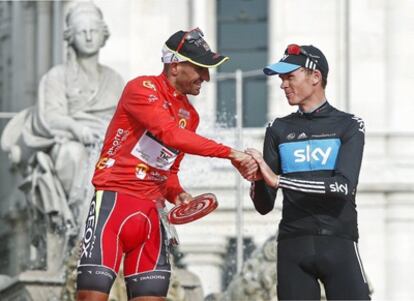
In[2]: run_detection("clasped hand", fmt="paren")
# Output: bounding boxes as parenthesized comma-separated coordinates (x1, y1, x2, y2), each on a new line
(230, 148, 279, 188)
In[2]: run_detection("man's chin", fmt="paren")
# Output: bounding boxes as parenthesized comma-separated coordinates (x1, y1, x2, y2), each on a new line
(189, 89, 201, 96)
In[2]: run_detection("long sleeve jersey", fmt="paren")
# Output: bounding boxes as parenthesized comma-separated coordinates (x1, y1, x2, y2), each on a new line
(92, 73, 231, 203)
(251, 102, 365, 242)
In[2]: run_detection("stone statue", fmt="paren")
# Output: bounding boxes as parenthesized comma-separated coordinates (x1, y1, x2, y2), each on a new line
(209, 235, 372, 301)
(0, 1, 123, 272)
(210, 236, 277, 301)
(167, 266, 204, 301)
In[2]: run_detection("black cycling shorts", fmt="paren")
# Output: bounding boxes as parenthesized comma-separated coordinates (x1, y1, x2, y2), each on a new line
(277, 235, 371, 300)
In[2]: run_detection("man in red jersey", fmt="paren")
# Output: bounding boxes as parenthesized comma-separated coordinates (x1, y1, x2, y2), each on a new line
(76, 28, 257, 301)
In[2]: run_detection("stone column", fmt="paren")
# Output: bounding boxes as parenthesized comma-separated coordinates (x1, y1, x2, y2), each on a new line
(386, 193, 414, 300)
(385, 0, 414, 131)
(355, 190, 387, 299)
(35, 1, 52, 82)
(181, 243, 226, 297)
(189, 0, 218, 129)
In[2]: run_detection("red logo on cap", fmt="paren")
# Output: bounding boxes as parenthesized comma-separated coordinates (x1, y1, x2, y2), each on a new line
(287, 44, 301, 55)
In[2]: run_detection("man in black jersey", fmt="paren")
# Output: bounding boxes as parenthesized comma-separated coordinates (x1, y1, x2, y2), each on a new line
(247, 44, 371, 300)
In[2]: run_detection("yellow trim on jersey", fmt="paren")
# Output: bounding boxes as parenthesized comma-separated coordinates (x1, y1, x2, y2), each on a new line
(95, 190, 104, 226)
(164, 44, 229, 68)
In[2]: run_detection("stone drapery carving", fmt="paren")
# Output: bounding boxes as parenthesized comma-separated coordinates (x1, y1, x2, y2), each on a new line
(0, 1, 123, 272)
(207, 236, 277, 301)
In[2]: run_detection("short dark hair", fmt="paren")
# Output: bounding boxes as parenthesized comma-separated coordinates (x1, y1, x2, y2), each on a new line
(303, 68, 327, 89)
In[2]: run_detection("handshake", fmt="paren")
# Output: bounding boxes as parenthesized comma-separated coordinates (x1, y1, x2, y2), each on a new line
(229, 148, 280, 188)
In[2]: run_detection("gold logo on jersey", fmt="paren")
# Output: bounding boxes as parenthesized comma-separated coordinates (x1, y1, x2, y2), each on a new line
(178, 118, 187, 128)
(143, 80, 156, 91)
(96, 157, 115, 170)
(135, 163, 149, 179)
(96, 157, 108, 169)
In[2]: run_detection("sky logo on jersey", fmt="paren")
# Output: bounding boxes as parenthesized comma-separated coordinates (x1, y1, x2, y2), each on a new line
(279, 138, 341, 173)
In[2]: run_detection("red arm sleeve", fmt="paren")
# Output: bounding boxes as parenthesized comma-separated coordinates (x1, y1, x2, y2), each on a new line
(122, 79, 231, 158)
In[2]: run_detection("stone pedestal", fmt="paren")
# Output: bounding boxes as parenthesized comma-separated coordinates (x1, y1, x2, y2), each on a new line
(180, 243, 226, 297)
(386, 194, 414, 300)
(0, 271, 64, 301)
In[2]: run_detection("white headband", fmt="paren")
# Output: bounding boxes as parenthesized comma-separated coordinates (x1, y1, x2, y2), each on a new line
(161, 45, 187, 63)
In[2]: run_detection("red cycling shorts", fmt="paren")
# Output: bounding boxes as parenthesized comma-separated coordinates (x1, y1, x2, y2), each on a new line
(77, 190, 171, 298)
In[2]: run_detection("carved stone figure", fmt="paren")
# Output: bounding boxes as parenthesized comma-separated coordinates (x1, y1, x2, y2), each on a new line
(167, 266, 204, 301)
(211, 236, 278, 301)
(0, 2, 123, 272)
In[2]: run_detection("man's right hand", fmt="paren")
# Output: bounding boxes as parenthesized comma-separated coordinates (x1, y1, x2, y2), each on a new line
(245, 148, 280, 188)
(228, 149, 259, 181)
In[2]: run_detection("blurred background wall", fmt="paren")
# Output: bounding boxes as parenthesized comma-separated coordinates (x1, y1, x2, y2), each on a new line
(0, 0, 413, 300)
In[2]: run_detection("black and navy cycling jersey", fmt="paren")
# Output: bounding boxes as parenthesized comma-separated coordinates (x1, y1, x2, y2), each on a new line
(251, 101, 365, 242)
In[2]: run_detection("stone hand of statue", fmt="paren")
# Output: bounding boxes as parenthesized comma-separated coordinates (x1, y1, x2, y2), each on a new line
(229, 149, 259, 181)
(51, 129, 75, 143)
(75, 125, 101, 145)
(245, 148, 280, 188)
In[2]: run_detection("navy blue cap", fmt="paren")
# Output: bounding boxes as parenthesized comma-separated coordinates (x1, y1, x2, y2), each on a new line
(264, 45, 329, 79)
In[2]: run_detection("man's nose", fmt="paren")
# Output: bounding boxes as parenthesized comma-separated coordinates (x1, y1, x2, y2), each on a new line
(280, 79, 288, 89)
(201, 68, 210, 82)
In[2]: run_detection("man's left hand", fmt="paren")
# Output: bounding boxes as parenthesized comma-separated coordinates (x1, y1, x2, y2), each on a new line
(175, 192, 193, 206)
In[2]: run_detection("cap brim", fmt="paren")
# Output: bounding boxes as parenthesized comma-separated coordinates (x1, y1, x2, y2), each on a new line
(165, 45, 229, 68)
(190, 52, 229, 68)
(263, 62, 301, 75)
(178, 51, 229, 68)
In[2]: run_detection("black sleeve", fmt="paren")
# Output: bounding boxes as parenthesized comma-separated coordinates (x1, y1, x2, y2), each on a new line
(278, 116, 365, 201)
(250, 125, 281, 214)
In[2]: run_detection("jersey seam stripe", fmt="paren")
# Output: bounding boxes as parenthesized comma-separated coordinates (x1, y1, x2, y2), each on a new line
(279, 180, 325, 190)
(153, 220, 163, 271)
(279, 183, 325, 194)
(280, 177, 324, 185)
(124, 269, 171, 279)
(280, 178, 325, 189)
(78, 263, 117, 274)
(115, 211, 151, 271)
(134, 242, 147, 274)
(100, 191, 118, 266)
(353, 242, 368, 283)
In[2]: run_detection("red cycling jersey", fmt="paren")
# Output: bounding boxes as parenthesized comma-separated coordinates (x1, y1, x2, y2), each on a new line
(92, 73, 231, 203)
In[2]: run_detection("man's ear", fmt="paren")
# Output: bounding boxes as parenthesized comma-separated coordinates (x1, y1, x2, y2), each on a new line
(313, 69, 322, 86)
(170, 62, 179, 76)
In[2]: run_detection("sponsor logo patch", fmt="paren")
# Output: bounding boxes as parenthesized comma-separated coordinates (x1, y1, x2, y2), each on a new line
(330, 182, 348, 195)
(147, 94, 158, 103)
(312, 133, 336, 138)
(297, 132, 308, 139)
(81, 198, 97, 259)
(178, 118, 187, 128)
(178, 108, 190, 119)
(135, 163, 149, 179)
(279, 138, 341, 173)
(287, 132, 296, 140)
(352, 116, 365, 133)
(143, 80, 156, 91)
(96, 157, 115, 170)
(163, 100, 172, 109)
(107, 128, 128, 156)
(95, 270, 114, 280)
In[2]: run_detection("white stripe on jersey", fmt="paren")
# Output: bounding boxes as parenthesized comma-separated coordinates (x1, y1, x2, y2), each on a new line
(279, 176, 326, 194)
